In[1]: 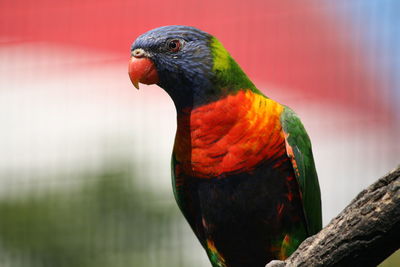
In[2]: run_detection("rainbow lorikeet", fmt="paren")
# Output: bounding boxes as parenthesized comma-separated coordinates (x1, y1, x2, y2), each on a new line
(128, 26, 322, 267)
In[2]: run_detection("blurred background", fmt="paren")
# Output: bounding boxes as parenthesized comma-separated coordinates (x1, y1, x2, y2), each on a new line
(0, 0, 399, 266)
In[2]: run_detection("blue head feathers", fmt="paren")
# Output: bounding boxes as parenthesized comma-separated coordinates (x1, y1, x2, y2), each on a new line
(131, 25, 216, 109)
(130, 25, 256, 109)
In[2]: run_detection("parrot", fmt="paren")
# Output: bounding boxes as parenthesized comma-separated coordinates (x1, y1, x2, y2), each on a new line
(128, 25, 322, 267)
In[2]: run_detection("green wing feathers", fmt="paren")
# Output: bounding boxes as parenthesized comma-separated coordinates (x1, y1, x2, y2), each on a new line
(280, 107, 322, 235)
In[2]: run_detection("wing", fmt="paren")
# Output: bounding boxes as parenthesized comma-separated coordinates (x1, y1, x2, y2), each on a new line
(280, 106, 322, 235)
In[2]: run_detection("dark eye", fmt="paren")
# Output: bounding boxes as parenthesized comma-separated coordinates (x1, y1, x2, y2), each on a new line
(167, 39, 181, 52)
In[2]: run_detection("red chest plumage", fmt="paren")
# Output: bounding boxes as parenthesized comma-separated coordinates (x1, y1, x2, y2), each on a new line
(174, 90, 286, 178)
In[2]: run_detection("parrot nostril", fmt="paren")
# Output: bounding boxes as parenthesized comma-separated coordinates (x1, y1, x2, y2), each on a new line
(132, 48, 145, 58)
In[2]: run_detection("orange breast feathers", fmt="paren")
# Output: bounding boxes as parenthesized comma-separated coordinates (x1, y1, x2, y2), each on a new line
(174, 90, 286, 178)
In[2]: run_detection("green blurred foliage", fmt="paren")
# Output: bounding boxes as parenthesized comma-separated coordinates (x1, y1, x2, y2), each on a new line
(0, 167, 183, 267)
(380, 250, 400, 267)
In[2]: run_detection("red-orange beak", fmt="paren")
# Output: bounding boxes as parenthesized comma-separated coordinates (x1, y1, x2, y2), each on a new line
(128, 53, 159, 90)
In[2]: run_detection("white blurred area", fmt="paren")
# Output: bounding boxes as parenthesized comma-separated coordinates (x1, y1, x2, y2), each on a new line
(1, 41, 399, 225)
(0, 41, 176, 194)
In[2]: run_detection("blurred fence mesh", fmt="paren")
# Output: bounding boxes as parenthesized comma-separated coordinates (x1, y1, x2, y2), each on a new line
(1, 0, 399, 266)
(0, 161, 207, 267)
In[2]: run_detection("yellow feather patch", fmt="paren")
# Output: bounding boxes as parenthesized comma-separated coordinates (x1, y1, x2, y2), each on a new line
(279, 234, 292, 260)
(210, 37, 231, 72)
(206, 239, 227, 267)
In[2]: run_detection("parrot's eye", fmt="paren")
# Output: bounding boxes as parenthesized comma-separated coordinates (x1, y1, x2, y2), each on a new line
(167, 39, 182, 52)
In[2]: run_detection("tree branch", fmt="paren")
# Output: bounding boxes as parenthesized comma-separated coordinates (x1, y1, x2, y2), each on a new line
(267, 165, 400, 267)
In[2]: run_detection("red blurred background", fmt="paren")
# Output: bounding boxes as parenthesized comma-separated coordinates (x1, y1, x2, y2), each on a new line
(1, 0, 395, 115)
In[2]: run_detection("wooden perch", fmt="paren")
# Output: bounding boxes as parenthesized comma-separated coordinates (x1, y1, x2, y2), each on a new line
(267, 165, 400, 267)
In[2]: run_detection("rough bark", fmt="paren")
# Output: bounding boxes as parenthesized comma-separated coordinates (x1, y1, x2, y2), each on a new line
(267, 165, 400, 267)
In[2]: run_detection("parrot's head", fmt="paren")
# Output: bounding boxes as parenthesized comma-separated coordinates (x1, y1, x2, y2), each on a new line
(129, 25, 256, 109)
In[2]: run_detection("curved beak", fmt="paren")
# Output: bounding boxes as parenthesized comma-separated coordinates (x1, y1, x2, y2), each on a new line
(128, 56, 159, 90)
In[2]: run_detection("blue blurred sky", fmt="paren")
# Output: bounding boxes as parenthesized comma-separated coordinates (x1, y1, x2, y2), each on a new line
(337, 0, 400, 117)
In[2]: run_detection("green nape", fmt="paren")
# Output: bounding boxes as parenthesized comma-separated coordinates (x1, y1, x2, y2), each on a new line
(209, 37, 262, 95)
